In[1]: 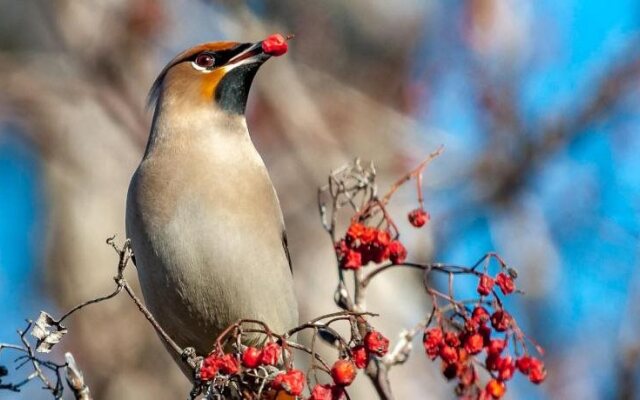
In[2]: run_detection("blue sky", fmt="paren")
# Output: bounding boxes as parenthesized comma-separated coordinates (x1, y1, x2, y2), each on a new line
(421, 1, 639, 398)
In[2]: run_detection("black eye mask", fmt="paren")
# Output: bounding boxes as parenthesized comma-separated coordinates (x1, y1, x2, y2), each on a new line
(187, 43, 254, 69)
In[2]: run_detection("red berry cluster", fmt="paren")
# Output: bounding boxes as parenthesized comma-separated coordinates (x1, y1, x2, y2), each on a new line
(200, 342, 310, 396)
(477, 272, 516, 296)
(420, 269, 545, 399)
(319, 156, 545, 399)
(199, 353, 241, 381)
(303, 359, 354, 400)
(335, 223, 407, 270)
(200, 343, 282, 381)
(423, 305, 546, 399)
(308, 328, 390, 399)
(350, 329, 391, 369)
(198, 326, 393, 398)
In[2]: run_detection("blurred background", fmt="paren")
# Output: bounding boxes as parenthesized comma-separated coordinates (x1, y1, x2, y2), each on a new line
(1, 0, 639, 399)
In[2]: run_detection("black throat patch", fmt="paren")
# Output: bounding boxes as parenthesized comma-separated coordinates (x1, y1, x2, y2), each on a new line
(214, 63, 261, 115)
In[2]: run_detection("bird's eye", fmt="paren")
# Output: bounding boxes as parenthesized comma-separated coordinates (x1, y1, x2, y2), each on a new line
(194, 53, 215, 69)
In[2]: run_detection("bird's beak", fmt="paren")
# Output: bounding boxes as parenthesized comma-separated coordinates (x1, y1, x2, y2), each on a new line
(227, 34, 290, 68)
(227, 42, 270, 67)
(214, 35, 289, 114)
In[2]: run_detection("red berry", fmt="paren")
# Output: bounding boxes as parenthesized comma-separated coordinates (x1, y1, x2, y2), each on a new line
(309, 384, 345, 400)
(309, 383, 346, 400)
(464, 317, 479, 333)
(340, 249, 362, 270)
(271, 369, 305, 396)
(199, 355, 219, 381)
(369, 229, 391, 263)
(479, 324, 492, 346)
(351, 345, 368, 369)
(216, 353, 239, 375)
(444, 331, 460, 347)
(485, 379, 506, 398)
(388, 240, 407, 264)
(439, 345, 458, 364)
(423, 327, 444, 360)
(497, 356, 516, 381)
(364, 330, 390, 357)
(516, 355, 532, 374)
(242, 347, 261, 368)
(408, 208, 430, 227)
(371, 247, 390, 263)
(527, 358, 546, 384)
(356, 245, 376, 265)
(487, 339, 506, 355)
(345, 223, 366, 246)
(464, 333, 484, 355)
(331, 359, 357, 386)
(261, 33, 288, 56)
(309, 384, 333, 400)
(477, 274, 495, 296)
(374, 229, 391, 247)
(472, 306, 490, 324)
(441, 361, 459, 380)
(360, 226, 377, 245)
(490, 310, 512, 332)
(259, 342, 281, 365)
(486, 353, 500, 371)
(496, 272, 515, 295)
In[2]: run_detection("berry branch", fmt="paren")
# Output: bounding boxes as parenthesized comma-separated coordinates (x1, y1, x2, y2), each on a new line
(0, 151, 546, 400)
(316, 149, 546, 399)
(0, 320, 91, 399)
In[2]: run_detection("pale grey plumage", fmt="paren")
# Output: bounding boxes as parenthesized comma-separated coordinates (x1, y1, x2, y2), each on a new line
(125, 41, 298, 367)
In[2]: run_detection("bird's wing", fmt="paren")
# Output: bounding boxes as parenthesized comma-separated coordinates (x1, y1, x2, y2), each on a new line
(281, 230, 293, 274)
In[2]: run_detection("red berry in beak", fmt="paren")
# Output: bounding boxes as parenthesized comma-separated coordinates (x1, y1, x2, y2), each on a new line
(262, 33, 288, 56)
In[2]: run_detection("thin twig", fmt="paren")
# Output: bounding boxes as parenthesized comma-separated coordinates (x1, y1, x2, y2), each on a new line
(64, 353, 92, 400)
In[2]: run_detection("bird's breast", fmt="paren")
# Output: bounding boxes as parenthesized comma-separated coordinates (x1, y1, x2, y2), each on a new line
(126, 132, 298, 353)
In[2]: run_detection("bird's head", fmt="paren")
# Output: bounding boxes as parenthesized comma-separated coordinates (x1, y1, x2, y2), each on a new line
(149, 34, 289, 116)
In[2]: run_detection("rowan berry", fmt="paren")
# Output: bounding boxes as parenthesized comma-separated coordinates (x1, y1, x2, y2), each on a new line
(271, 369, 305, 396)
(477, 274, 495, 296)
(388, 240, 407, 264)
(262, 33, 288, 56)
(408, 208, 430, 227)
(331, 360, 357, 386)
(496, 272, 515, 295)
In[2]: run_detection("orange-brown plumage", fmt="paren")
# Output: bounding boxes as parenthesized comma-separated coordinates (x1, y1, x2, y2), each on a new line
(148, 41, 240, 106)
(148, 37, 288, 112)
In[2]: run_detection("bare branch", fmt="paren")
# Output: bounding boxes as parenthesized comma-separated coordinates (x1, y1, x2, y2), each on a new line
(64, 353, 92, 400)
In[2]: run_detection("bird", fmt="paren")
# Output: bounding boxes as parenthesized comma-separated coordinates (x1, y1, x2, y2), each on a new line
(125, 35, 298, 371)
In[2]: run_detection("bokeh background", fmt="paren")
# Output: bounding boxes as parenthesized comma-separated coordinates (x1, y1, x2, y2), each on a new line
(1, 1, 639, 399)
